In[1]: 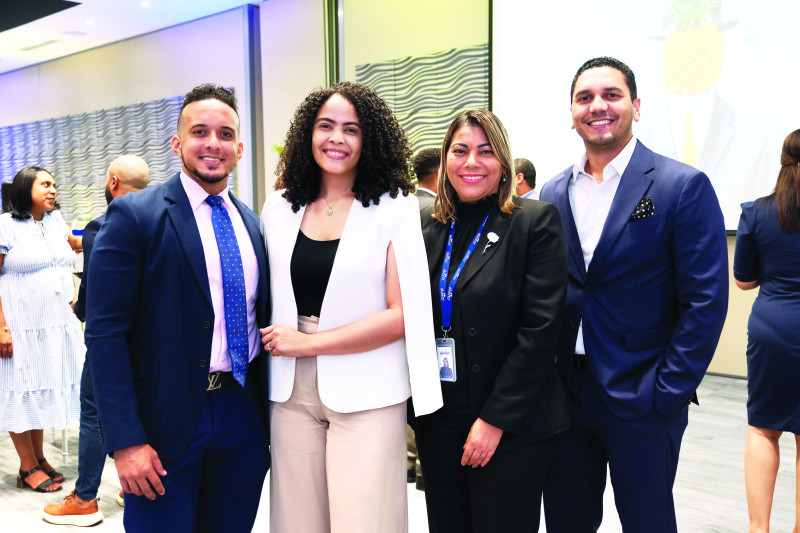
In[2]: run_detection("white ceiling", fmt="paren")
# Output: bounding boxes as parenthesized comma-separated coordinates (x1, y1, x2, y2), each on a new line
(0, 0, 258, 76)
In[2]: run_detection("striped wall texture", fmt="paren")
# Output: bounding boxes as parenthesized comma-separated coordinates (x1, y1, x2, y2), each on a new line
(0, 92, 237, 224)
(355, 43, 489, 155)
(0, 95, 182, 222)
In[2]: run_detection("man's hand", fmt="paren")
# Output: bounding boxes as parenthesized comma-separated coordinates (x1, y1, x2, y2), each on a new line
(461, 418, 504, 468)
(114, 443, 167, 500)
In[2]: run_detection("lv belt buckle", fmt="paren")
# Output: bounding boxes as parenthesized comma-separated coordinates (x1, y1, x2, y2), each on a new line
(207, 371, 222, 391)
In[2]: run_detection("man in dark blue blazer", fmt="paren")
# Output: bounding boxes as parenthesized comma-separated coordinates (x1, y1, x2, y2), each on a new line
(85, 84, 270, 532)
(540, 57, 728, 532)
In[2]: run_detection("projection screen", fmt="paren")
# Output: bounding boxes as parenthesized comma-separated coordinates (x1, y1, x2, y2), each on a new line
(492, 0, 799, 230)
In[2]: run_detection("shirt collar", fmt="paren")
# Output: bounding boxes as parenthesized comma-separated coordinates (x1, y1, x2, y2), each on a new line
(571, 136, 638, 183)
(179, 171, 232, 212)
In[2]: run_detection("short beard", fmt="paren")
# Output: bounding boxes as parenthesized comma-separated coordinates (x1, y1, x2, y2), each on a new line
(181, 154, 230, 185)
(105, 186, 113, 205)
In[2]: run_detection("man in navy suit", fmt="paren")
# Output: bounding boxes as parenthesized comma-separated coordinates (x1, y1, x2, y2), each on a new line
(85, 84, 270, 532)
(540, 57, 728, 532)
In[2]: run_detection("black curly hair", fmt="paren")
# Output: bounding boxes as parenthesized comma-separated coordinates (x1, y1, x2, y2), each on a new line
(178, 84, 238, 131)
(277, 81, 414, 212)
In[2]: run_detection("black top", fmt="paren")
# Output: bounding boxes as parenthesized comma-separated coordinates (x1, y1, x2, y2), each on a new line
(433, 194, 498, 419)
(446, 195, 498, 284)
(291, 230, 340, 317)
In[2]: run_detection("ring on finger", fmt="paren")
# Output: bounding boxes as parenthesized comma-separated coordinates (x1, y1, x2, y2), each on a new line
(267, 342, 273, 351)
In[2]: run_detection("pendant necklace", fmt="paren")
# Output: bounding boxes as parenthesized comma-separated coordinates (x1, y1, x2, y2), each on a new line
(322, 194, 343, 216)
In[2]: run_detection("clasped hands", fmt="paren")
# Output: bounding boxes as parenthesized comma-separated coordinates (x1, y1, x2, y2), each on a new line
(260, 324, 311, 357)
(461, 418, 504, 468)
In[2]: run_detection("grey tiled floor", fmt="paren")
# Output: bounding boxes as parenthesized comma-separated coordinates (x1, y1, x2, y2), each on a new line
(0, 374, 796, 531)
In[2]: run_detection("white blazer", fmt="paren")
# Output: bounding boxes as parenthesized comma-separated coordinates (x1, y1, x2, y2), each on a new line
(260, 190, 443, 416)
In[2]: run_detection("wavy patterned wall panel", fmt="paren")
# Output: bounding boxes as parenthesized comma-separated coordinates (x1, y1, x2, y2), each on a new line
(355, 43, 488, 154)
(0, 94, 188, 223)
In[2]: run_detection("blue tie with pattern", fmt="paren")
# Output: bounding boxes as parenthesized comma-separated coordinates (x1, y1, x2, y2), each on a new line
(206, 195, 248, 387)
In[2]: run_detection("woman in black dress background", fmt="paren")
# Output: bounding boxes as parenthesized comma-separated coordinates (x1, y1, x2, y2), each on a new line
(734, 129, 800, 533)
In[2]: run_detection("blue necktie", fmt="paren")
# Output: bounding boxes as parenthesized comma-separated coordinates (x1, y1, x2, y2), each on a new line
(206, 195, 248, 387)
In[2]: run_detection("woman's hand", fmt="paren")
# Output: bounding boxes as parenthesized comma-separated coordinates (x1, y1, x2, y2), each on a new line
(461, 418, 503, 468)
(0, 327, 12, 359)
(260, 324, 312, 357)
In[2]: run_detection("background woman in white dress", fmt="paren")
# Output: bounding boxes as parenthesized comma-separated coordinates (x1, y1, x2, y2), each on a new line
(0, 166, 83, 492)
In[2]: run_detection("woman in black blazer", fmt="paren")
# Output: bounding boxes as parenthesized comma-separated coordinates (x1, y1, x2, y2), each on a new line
(414, 109, 570, 532)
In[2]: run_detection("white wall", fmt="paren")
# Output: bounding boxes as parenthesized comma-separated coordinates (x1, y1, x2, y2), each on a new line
(259, 0, 326, 204)
(0, 8, 253, 203)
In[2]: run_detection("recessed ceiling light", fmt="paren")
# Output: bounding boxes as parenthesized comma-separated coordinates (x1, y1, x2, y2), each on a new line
(86, 19, 95, 26)
(63, 30, 87, 36)
(142, 1, 151, 7)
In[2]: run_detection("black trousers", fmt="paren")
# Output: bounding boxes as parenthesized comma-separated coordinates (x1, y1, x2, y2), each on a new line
(416, 413, 556, 533)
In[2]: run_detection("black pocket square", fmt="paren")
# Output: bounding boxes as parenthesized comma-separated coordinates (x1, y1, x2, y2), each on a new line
(629, 196, 655, 221)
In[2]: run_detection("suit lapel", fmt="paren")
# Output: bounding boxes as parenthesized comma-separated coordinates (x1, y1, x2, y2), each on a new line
(552, 171, 587, 282)
(163, 174, 212, 306)
(270, 200, 304, 326)
(457, 208, 511, 291)
(587, 142, 655, 276)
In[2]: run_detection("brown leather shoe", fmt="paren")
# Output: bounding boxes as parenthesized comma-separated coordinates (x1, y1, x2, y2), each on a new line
(42, 490, 104, 526)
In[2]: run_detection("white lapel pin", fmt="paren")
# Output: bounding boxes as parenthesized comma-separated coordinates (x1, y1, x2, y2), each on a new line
(483, 232, 499, 254)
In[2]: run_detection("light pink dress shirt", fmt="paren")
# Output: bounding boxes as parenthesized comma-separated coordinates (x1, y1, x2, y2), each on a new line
(180, 172, 260, 372)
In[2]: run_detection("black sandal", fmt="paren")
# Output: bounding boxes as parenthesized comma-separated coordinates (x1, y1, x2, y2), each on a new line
(16, 466, 62, 493)
(38, 458, 65, 482)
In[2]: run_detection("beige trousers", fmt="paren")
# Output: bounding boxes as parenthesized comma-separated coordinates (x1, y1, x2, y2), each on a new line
(269, 315, 408, 533)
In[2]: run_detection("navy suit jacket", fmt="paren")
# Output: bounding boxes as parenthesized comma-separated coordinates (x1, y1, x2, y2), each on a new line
(74, 214, 103, 322)
(540, 141, 728, 420)
(85, 173, 270, 464)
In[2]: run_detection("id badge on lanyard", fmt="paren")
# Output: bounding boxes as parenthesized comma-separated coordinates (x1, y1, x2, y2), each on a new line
(437, 211, 490, 382)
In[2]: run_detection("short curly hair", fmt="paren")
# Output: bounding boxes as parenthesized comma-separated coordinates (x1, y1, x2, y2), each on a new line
(178, 84, 238, 131)
(413, 148, 441, 183)
(277, 81, 414, 212)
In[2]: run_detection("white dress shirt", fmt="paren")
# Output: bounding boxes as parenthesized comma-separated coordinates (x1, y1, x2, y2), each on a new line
(179, 172, 260, 372)
(569, 136, 637, 355)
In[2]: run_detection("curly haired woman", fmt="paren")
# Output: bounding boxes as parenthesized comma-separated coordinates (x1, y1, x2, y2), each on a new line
(260, 81, 442, 533)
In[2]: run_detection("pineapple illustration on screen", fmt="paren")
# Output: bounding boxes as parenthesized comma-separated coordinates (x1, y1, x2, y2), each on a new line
(662, 0, 724, 95)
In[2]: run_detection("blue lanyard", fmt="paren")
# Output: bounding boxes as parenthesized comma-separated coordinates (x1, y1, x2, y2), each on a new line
(439, 211, 490, 335)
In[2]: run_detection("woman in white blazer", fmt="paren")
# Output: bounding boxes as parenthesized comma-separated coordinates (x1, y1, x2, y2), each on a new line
(260, 81, 442, 533)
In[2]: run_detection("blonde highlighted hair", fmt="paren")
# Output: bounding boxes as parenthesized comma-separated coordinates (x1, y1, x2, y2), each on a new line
(432, 109, 516, 222)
